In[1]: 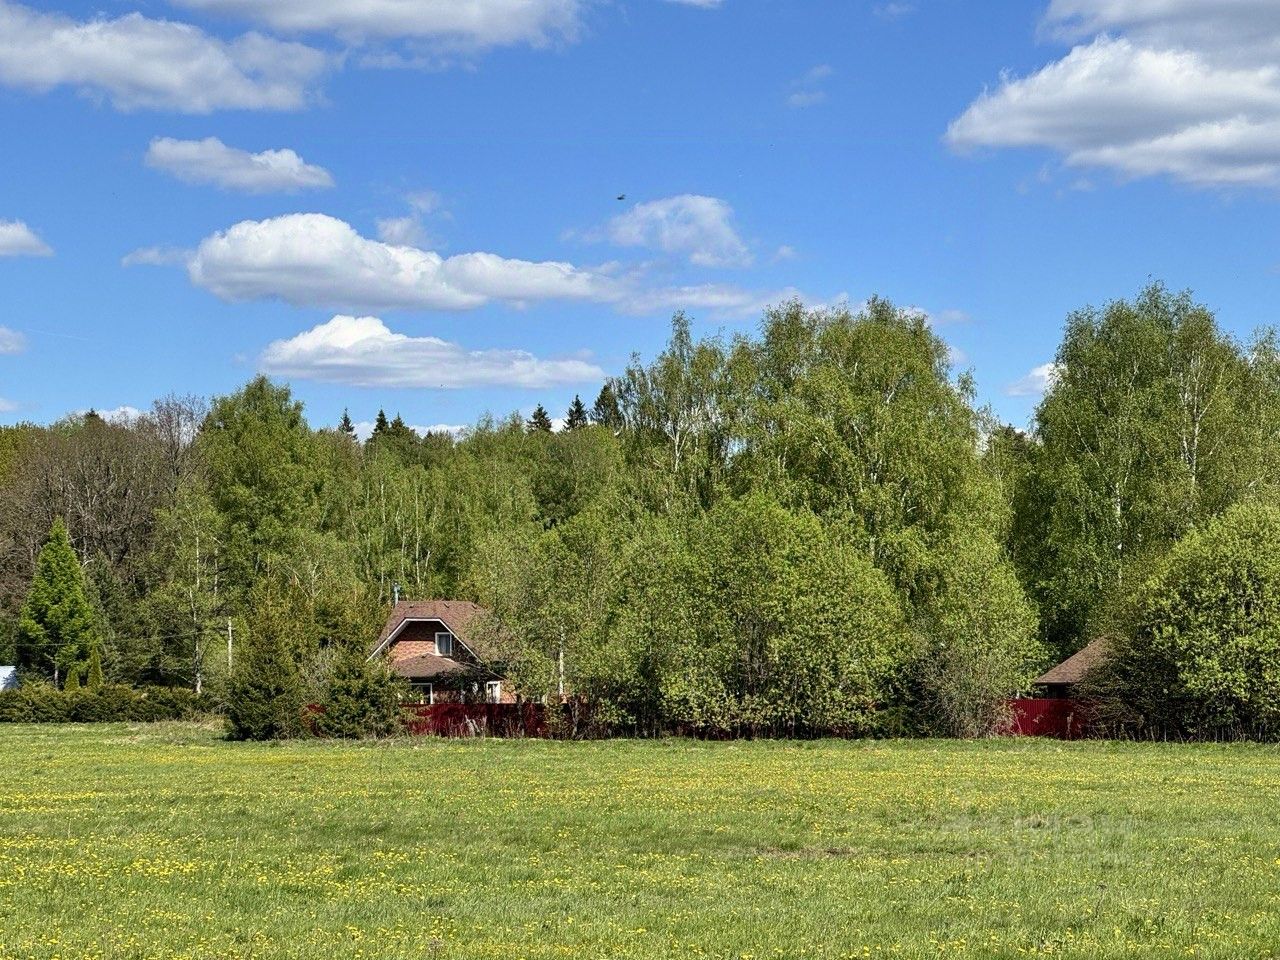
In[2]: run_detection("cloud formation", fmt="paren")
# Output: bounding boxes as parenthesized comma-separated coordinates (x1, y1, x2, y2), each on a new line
(122, 246, 191, 267)
(171, 0, 583, 52)
(0, 220, 51, 257)
(1006, 362, 1061, 397)
(788, 64, 833, 109)
(188, 213, 611, 311)
(146, 137, 334, 192)
(1043, 0, 1280, 63)
(603, 195, 751, 267)
(260, 315, 604, 388)
(167, 211, 815, 320)
(949, 5, 1280, 188)
(0, 0, 328, 112)
(0, 327, 25, 354)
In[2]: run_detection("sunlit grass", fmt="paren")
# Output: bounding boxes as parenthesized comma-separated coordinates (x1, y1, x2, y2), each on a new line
(3, 724, 1280, 958)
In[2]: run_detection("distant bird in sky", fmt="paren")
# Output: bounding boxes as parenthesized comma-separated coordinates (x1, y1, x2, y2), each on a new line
(616, 194, 626, 201)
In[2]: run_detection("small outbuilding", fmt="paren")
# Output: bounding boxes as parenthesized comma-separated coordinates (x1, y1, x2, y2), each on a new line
(1008, 638, 1109, 738)
(1032, 638, 1110, 699)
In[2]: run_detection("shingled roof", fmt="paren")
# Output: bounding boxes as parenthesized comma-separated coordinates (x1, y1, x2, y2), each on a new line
(371, 600, 493, 660)
(1035, 637, 1110, 687)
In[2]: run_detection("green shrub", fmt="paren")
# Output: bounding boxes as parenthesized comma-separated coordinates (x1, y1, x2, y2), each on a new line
(1090, 498, 1280, 738)
(912, 528, 1044, 738)
(226, 624, 305, 741)
(316, 647, 405, 739)
(0, 682, 212, 723)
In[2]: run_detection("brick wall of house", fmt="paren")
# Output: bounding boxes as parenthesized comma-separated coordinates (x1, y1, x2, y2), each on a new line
(389, 620, 478, 665)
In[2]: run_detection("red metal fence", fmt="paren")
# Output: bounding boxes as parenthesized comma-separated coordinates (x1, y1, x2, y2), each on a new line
(401, 702, 546, 737)
(1007, 698, 1093, 739)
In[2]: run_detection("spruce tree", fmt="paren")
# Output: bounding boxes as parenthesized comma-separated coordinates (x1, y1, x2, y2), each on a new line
(318, 646, 404, 738)
(591, 383, 622, 429)
(372, 409, 390, 436)
(17, 518, 98, 681)
(226, 621, 305, 740)
(339, 409, 356, 438)
(527, 404, 554, 434)
(565, 395, 588, 430)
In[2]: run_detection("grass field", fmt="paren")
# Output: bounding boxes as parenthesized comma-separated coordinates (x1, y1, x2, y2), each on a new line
(2, 726, 1280, 959)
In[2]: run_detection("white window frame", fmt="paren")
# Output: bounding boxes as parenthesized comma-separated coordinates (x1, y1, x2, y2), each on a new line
(485, 680, 502, 704)
(435, 631, 454, 657)
(409, 681, 434, 705)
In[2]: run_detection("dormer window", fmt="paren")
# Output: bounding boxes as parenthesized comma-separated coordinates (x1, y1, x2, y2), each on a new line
(435, 632, 455, 657)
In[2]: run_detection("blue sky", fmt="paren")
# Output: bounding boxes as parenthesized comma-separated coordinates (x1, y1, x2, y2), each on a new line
(3, 0, 1280, 434)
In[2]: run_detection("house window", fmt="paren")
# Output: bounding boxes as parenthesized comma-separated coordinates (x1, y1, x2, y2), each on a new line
(435, 632, 454, 657)
(485, 681, 502, 704)
(409, 682, 433, 705)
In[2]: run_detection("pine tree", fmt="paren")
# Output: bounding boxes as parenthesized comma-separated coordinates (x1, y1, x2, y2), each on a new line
(373, 409, 390, 436)
(339, 409, 356, 438)
(17, 518, 99, 681)
(591, 383, 622, 429)
(527, 404, 554, 434)
(565, 395, 589, 431)
(226, 619, 305, 740)
(86, 645, 104, 689)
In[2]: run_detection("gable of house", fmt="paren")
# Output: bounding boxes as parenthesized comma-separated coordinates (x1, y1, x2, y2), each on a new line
(371, 600, 496, 681)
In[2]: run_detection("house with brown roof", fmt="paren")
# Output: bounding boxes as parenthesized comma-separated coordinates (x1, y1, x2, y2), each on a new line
(369, 600, 513, 705)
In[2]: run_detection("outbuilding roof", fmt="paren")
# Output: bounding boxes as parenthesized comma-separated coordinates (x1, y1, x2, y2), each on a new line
(1035, 638, 1110, 686)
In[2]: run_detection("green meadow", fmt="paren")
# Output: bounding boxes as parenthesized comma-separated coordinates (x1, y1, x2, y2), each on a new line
(3, 724, 1280, 959)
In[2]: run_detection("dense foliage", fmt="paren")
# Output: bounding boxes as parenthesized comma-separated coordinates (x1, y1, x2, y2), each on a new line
(10, 284, 1280, 738)
(1004, 284, 1280, 657)
(0, 683, 209, 723)
(316, 646, 406, 739)
(1085, 499, 1280, 738)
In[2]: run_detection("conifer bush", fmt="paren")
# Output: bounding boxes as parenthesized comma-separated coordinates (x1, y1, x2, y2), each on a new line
(316, 646, 405, 739)
(225, 622, 306, 740)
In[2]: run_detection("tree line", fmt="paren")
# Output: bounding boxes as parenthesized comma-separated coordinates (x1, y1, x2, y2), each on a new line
(5, 284, 1280, 737)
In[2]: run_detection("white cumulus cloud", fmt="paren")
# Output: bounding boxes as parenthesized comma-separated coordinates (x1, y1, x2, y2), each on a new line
(0, 0, 329, 112)
(949, 6, 1280, 188)
(603, 195, 751, 267)
(1006, 362, 1061, 398)
(187, 213, 612, 311)
(260, 315, 604, 389)
(146, 137, 334, 192)
(0, 220, 51, 257)
(170, 0, 583, 52)
(1043, 0, 1280, 63)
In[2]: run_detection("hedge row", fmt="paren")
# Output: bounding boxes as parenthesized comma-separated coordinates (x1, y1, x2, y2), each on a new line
(0, 683, 214, 723)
